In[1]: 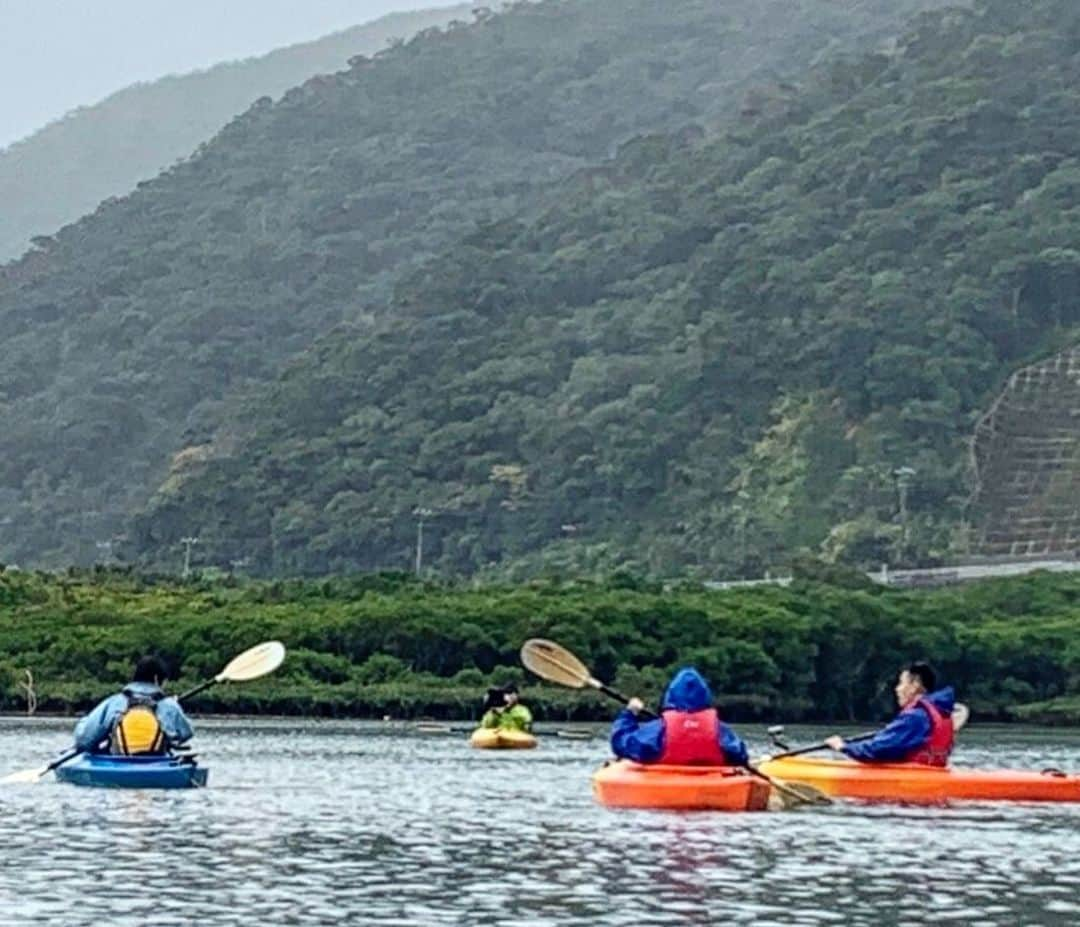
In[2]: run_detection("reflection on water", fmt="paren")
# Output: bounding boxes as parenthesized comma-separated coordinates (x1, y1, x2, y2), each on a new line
(0, 720, 1077, 926)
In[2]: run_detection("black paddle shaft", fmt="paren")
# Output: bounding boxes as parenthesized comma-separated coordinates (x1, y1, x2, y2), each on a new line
(595, 681, 658, 720)
(177, 678, 217, 701)
(769, 730, 878, 760)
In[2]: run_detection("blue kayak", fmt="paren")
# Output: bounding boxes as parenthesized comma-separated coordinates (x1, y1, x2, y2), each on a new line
(55, 754, 208, 789)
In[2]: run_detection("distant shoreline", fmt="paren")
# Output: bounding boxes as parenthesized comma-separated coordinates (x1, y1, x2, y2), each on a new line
(2, 714, 1078, 730)
(3, 570, 1080, 726)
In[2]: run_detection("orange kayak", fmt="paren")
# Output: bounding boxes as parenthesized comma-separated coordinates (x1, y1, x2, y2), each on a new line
(758, 756, 1080, 803)
(592, 761, 771, 810)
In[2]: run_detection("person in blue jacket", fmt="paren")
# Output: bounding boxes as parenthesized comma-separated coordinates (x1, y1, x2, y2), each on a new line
(824, 662, 966, 765)
(610, 667, 749, 766)
(74, 655, 194, 755)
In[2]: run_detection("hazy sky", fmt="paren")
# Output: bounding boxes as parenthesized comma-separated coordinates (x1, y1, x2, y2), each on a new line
(0, 0, 465, 149)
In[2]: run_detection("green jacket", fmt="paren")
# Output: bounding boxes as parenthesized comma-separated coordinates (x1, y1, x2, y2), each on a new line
(480, 704, 533, 732)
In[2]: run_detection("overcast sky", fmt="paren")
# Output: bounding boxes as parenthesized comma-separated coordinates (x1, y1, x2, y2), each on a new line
(0, 0, 465, 149)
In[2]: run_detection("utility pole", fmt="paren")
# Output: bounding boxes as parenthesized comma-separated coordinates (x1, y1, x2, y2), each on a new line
(413, 508, 432, 576)
(894, 466, 916, 560)
(180, 536, 200, 579)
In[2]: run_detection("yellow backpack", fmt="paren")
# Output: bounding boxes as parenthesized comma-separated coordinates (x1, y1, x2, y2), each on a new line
(109, 691, 167, 755)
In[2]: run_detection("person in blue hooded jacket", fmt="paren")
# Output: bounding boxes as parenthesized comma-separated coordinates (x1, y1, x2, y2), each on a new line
(824, 662, 966, 766)
(74, 655, 194, 755)
(610, 667, 749, 766)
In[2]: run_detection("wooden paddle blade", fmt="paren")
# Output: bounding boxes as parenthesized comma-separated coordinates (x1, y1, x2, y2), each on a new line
(216, 641, 286, 682)
(745, 763, 832, 809)
(777, 781, 832, 808)
(765, 779, 831, 809)
(520, 639, 592, 689)
(0, 765, 49, 784)
(952, 703, 971, 732)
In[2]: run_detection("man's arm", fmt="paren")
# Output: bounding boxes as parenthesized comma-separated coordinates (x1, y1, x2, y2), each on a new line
(610, 703, 664, 762)
(837, 711, 931, 762)
(157, 698, 194, 746)
(718, 722, 749, 766)
(73, 696, 121, 751)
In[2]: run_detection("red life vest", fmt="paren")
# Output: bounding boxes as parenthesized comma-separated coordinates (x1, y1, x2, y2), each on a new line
(901, 696, 954, 767)
(658, 708, 727, 765)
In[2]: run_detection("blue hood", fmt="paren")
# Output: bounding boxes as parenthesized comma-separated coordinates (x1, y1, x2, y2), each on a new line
(661, 667, 714, 712)
(923, 686, 955, 714)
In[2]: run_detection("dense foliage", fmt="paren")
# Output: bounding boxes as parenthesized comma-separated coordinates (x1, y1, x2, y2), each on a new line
(0, 0, 950, 570)
(1, 567, 1078, 724)
(141, 0, 1080, 578)
(0, 5, 471, 263)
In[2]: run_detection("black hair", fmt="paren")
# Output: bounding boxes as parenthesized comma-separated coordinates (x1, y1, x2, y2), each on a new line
(502, 683, 519, 695)
(133, 655, 167, 684)
(904, 661, 936, 692)
(483, 687, 505, 712)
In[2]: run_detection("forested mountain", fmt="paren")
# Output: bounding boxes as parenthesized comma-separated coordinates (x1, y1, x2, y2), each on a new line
(0, 5, 472, 263)
(0, 0, 950, 570)
(132, 0, 1080, 578)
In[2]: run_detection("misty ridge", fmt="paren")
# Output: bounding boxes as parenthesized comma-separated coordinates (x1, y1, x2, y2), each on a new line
(0, 4, 473, 264)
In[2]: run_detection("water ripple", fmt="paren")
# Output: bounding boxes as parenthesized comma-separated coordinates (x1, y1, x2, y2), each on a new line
(0, 719, 1077, 926)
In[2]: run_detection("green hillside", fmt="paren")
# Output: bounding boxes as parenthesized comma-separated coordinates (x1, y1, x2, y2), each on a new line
(0, 5, 472, 263)
(0, 0, 948, 570)
(134, 0, 1080, 578)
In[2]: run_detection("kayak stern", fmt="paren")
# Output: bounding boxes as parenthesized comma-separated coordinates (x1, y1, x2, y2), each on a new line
(55, 754, 208, 789)
(593, 760, 771, 811)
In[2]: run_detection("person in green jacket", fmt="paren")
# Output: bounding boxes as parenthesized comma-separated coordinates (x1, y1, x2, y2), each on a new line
(480, 684, 533, 732)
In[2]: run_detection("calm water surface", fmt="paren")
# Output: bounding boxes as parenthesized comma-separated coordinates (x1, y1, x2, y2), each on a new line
(0, 719, 1077, 926)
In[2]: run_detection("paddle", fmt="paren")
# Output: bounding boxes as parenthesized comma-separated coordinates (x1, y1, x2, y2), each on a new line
(1, 640, 286, 785)
(412, 721, 594, 740)
(767, 729, 878, 760)
(766, 701, 971, 760)
(518, 640, 633, 708)
(414, 722, 474, 735)
(520, 638, 830, 808)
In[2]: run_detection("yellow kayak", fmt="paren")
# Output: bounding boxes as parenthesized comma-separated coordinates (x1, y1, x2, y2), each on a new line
(758, 756, 1080, 803)
(469, 728, 538, 750)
